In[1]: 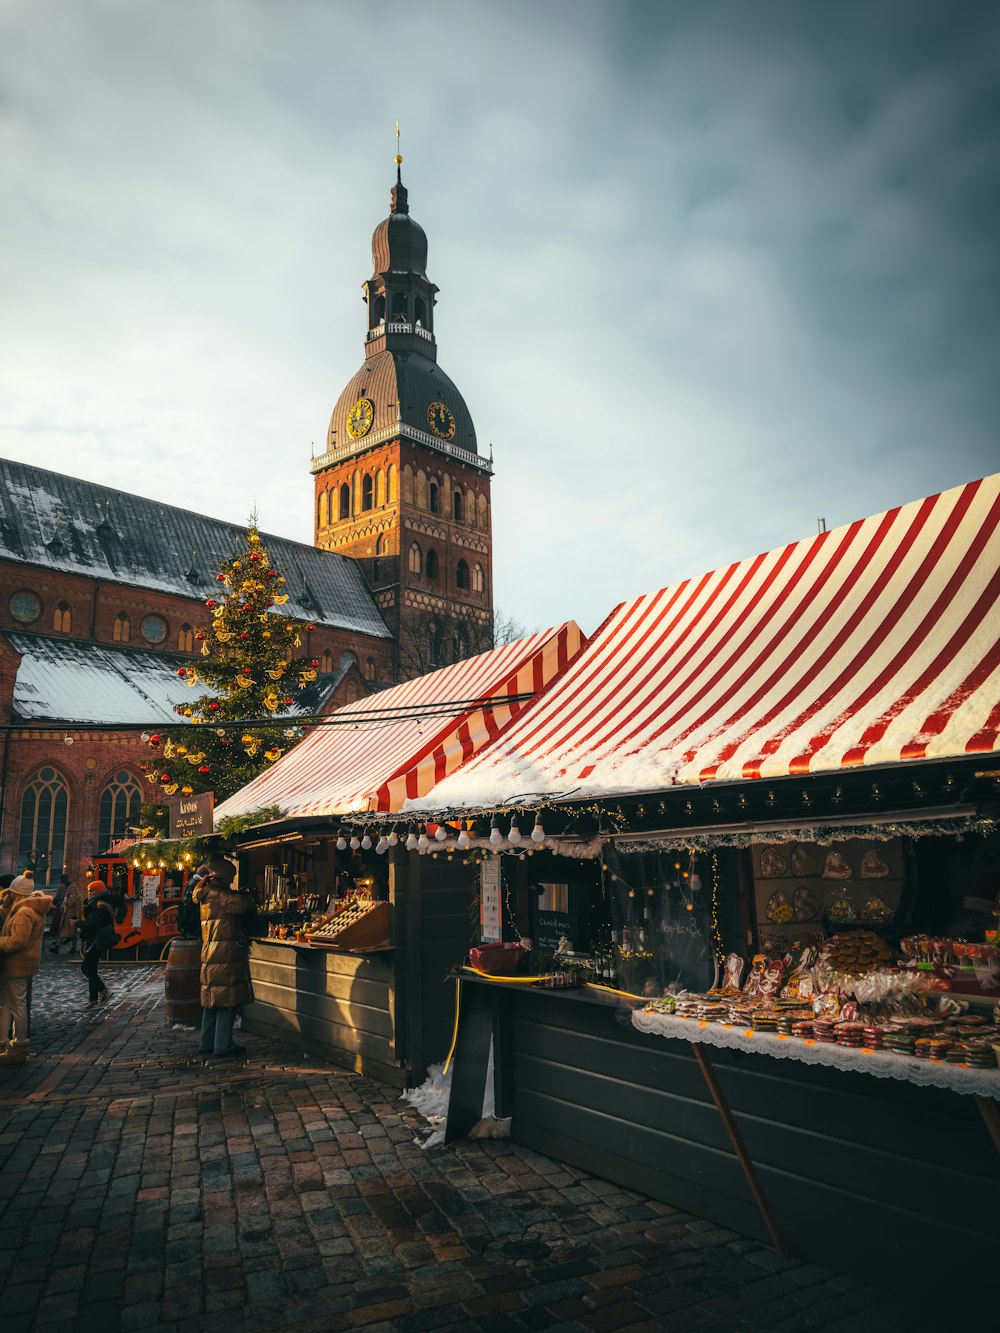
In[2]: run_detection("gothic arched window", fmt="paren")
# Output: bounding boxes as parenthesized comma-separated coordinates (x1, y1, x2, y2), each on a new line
(53, 601, 72, 633)
(178, 624, 194, 653)
(339, 484, 351, 520)
(472, 563, 485, 593)
(18, 766, 70, 887)
(456, 559, 470, 591)
(416, 470, 428, 509)
(318, 491, 329, 528)
(478, 494, 489, 530)
(453, 490, 463, 522)
(408, 543, 422, 575)
(319, 650, 334, 673)
(391, 291, 408, 320)
(98, 770, 142, 851)
(387, 463, 397, 502)
(113, 612, 130, 643)
(375, 534, 386, 557)
(364, 658, 376, 681)
(414, 296, 427, 327)
(425, 549, 439, 581)
(361, 475, 374, 511)
(428, 481, 440, 515)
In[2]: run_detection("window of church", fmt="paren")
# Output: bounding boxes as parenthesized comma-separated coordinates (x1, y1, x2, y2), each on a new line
(401, 465, 412, 505)
(414, 296, 427, 327)
(375, 534, 386, 557)
(98, 770, 141, 852)
(391, 291, 408, 320)
(339, 484, 351, 519)
(387, 464, 397, 503)
(362, 475, 374, 511)
(468, 492, 477, 530)
(425, 549, 440, 581)
(478, 494, 489, 530)
(178, 624, 194, 653)
(113, 612, 131, 643)
(17, 766, 69, 888)
(456, 559, 470, 591)
(318, 491, 329, 528)
(375, 469, 385, 507)
(453, 490, 463, 522)
(429, 482, 440, 514)
(473, 563, 484, 593)
(416, 471, 427, 509)
(344, 680, 358, 703)
(408, 543, 422, 575)
(364, 658, 376, 681)
(319, 650, 334, 673)
(53, 601, 72, 634)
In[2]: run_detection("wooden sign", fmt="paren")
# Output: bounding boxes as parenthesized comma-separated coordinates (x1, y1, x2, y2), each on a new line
(480, 859, 502, 942)
(168, 791, 214, 839)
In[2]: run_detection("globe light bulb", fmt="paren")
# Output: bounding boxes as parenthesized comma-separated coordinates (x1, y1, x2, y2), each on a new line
(375, 838, 387, 855)
(434, 825, 447, 842)
(531, 815, 545, 843)
(508, 817, 521, 845)
(405, 830, 418, 851)
(336, 835, 347, 851)
(489, 820, 502, 847)
(360, 834, 372, 851)
(417, 832, 430, 852)
(349, 836, 361, 851)
(457, 830, 470, 850)
(387, 830, 398, 847)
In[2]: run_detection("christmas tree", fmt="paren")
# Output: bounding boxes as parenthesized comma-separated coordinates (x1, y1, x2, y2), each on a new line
(140, 522, 320, 806)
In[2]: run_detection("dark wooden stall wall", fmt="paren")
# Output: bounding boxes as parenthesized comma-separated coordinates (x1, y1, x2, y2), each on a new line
(245, 941, 401, 1086)
(402, 853, 477, 1079)
(502, 988, 999, 1279)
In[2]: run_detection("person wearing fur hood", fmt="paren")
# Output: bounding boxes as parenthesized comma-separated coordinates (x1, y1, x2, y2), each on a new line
(0, 874, 53, 1066)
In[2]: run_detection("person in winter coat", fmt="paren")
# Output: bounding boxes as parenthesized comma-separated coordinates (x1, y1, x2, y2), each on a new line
(78, 880, 119, 1004)
(193, 859, 254, 1058)
(50, 877, 83, 956)
(0, 875, 53, 1065)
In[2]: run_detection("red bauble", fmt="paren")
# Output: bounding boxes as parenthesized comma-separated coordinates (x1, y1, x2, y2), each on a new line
(310, 659, 319, 668)
(240, 631, 250, 640)
(150, 735, 162, 746)
(216, 574, 226, 583)
(267, 599, 274, 607)
(205, 599, 216, 609)
(198, 765, 211, 774)
(177, 668, 187, 677)
(283, 697, 293, 706)
(195, 632, 205, 641)
(306, 623, 316, 631)
(208, 702, 220, 711)
(267, 569, 276, 577)
(139, 762, 149, 771)
(159, 773, 171, 783)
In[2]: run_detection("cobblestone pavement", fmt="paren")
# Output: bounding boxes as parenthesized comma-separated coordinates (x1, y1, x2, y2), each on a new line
(0, 950, 928, 1332)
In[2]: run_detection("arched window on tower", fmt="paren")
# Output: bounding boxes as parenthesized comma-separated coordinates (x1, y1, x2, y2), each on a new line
(391, 291, 408, 320)
(453, 490, 463, 522)
(468, 491, 477, 530)
(478, 494, 489, 530)
(375, 469, 385, 507)
(473, 563, 485, 593)
(18, 766, 70, 888)
(339, 483, 351, 519)
(319, 650, 334, 673)
(318, 491, 329, 528)
(375, 534, 386, 557)
(456, 559, 470, 591)
(429, 481, 440, 514)
(98, 770, 142, 851)
(178, 624, 194, 653)
(362, 475, 374, 511)
(416, 470, 428, 509)
(414, 296, 427, 327)
(113, 612, 130, 643)
(53, 601, 72, 633)
(372, 294, 385, 325)
(408, 543, 422, 575)
(425, 549, 439, 581)
(387, 464, 397, 502)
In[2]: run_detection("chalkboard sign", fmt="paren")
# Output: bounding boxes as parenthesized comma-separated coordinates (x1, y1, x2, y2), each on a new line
(532, 882, 579, 951)
(606, 847, 716, 995)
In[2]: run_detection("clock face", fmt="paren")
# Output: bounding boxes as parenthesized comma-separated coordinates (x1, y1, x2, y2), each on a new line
(427, 401, 456, 440)
(346, 397, 374, 439)
(9, 590, 41, 623)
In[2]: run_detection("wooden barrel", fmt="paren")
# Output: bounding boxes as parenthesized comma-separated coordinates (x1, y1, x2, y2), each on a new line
(165, 938, 202, 1025)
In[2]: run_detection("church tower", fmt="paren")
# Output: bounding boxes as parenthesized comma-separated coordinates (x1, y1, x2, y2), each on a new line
(311, 156, 494, 682)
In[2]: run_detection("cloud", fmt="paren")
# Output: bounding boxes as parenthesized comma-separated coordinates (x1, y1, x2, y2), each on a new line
(1, 0, 997, 636)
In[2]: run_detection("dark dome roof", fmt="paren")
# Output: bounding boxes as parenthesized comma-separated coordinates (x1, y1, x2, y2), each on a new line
(371, 211, 428, 276)
(329, 350, 477, 456)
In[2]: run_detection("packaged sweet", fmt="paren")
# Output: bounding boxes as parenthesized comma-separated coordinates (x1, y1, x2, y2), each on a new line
(791, 845, 818, 877)
(860, 848, 891, 879)
(827, 892, 857, 925)
(744, 954, 785, 998)
(860, 895, 893, 924)
(792, 887, 821, 922)
(759, 847, 789, 878)
(766, 890, 794, 923)
(721, 953, 745, 994)
(822, 851, 853, 880)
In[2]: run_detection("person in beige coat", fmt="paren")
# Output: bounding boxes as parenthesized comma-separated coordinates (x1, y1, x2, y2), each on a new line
(193, 859, 254, 1058)
(0, 875, 54, 1065)
(50, 879, 83, 956)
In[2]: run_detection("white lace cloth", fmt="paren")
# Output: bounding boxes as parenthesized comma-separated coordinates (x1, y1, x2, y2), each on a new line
(632, 1009, 1000, 1099)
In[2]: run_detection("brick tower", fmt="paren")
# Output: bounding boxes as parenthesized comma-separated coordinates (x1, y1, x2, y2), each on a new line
(311, 159, 494, 681)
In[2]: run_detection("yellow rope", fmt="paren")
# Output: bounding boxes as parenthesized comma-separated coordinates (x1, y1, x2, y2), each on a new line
(584, 981, 647, 1002)
(442, 975, 462, 1076)
(462, 965, 556, 983)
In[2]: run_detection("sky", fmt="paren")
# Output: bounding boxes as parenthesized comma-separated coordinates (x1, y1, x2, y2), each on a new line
(1, 0, 998, 637)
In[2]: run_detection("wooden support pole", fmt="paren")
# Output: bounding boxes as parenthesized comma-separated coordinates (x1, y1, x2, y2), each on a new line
(975, 1096, 1000, 1157)
(690, 1042, 786, 1256)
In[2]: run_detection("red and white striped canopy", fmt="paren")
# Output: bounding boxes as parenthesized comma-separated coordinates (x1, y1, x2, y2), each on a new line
(408, 473, 1000, 809)
(213, 622, 584, 820)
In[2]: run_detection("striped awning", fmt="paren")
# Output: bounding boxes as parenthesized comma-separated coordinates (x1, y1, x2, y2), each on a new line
(407, 473, 1000, 810)
(213, 622, 584, 820)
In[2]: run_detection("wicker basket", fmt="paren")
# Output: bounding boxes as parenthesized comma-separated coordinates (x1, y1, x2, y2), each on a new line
(469, 942, 524, 976)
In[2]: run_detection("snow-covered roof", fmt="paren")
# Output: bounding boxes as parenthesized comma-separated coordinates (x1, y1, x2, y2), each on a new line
(0, 457, 391, 640)
(408, 472, 1000, 809)
(4, 632, 339, 725)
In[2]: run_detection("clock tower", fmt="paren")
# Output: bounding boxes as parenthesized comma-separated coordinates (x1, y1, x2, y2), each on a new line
(312, 161, 494, 682)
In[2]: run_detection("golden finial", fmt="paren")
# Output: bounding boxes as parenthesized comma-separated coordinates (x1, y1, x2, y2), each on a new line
(395, 120, 403, 167)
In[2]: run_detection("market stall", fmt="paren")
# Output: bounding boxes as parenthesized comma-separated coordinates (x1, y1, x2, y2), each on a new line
(213, 623, 585, 1084)
(394, 472, 1000, 1279)
(90, 853, 187, 956)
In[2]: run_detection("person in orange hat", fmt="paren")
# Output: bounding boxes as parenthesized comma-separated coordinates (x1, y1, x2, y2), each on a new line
(78, 880, 119, 1005)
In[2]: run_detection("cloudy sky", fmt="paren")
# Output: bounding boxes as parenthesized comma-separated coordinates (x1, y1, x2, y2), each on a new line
(2, 1, 998, 635)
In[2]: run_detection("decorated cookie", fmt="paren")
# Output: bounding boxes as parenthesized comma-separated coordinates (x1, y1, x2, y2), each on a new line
(791, 845, 818, 877)
(860, 848, 890, 879)
(822, 851, 852, 880)
(759, 847, 789, 879)
(792, 887, 821, 922)
(766, 890, 794, 923)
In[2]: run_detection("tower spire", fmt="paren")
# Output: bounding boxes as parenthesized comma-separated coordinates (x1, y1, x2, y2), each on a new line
(391, 121, 408, 214)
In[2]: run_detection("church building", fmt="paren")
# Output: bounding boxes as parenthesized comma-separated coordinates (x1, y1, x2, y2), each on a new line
(0, 166, 494, 885)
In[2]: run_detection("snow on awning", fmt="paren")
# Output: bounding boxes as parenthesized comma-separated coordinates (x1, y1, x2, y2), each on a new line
(407, 473, 1000, 810)
(213, 622, 585, 820)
